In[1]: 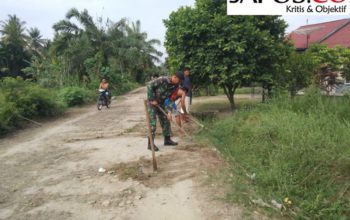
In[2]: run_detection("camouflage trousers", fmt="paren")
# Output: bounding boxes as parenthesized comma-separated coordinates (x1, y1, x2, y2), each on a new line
(147, 103, 171, 137)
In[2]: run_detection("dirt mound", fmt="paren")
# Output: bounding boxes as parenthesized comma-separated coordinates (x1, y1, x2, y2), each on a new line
(108, 145, 223, 189)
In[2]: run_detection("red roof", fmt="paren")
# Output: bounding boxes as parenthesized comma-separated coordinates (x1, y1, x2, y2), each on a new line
(288, 18, 350, 50)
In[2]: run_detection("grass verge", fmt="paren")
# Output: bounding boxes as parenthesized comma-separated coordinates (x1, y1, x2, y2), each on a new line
(197, 88, 350, 219)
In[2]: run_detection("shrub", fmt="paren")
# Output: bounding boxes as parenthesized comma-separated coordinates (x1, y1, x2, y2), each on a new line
(102, 73, 140, 96)
(0, 77, 64, 118)
(58, 86, 95, 107)
(112, 81, 139, 96)
(205, 89, 350, 219)
(0, 77, 66, 135)
(0, 94, 19, 135)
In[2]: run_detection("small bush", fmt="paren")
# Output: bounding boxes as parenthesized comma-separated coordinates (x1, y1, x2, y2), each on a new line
(58, 86, 95, 107)
(0, 94, 19, 135)
(0, 77, 65, 135)
(204, 89, 350, 219)
(112, 81, 139, 96)
(1, 77, 65, 117)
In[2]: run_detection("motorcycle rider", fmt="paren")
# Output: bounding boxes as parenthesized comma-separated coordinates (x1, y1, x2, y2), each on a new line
(99, 78, 110, 103)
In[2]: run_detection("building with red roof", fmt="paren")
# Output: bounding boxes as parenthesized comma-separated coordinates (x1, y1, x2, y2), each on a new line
(289, 18, 350, 51)
(289, 18, 350, 94)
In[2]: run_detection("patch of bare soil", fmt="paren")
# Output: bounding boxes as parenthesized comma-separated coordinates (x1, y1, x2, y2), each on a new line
(0, 87, 263, 220)
(108, 145, 221, 187)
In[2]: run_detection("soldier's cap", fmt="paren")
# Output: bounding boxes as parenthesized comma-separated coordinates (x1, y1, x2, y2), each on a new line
(175, 71, 185, 81)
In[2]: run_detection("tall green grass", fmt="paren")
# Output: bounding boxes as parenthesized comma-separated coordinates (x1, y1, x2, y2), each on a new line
(206, 88, 350, 219)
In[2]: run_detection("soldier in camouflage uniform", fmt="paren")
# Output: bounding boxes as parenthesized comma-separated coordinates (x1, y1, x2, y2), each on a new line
(147, 71, 185, 151)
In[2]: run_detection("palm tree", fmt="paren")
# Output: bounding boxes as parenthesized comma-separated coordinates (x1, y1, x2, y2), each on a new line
(126, 20, 162, 64)
(52, 10, 83, 56)
(52, 8, 110, 79)
(121, 20, 163, 82)
(50, 9, 163, 84)
(53, 8, 107, 57)
(0, 15, 30, 77)
(0, 15, 27, 45)
(27, 27, 46, 57)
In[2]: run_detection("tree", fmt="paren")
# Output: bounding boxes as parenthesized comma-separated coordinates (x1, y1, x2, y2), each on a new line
(121, 20, 163, 83)
(164, 6, 210, 89)
(27, 27, 46, 57)
(164, 0, 290, 110)
(12, 8, 161, 88)
(0, 42, 7, 75)
(284, 50, 317, 97)
(342, 49, 350, 80)
(51, 8, 108, 83)
(307, 44, 350, 94)
(282, 44, 350, 97)
(0, 15, 30, 77)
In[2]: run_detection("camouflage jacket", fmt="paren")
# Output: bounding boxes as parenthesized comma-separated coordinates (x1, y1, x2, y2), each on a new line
(147, 77, 178, 105)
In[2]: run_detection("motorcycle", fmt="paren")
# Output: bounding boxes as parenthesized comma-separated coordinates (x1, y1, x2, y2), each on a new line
(97, 89, 111, 110)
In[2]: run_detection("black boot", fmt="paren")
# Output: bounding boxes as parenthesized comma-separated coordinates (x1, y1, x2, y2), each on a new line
(148, 136, 159, 151)
(164, 136, 178, 146)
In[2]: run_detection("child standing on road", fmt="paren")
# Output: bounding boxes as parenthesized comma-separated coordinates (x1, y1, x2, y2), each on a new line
(164, 88, 187, 130)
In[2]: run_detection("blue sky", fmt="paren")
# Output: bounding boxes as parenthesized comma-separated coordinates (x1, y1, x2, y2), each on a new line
(1, 0, 349, 59)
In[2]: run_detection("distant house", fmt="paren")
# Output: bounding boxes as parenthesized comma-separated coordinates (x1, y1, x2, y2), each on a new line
(289, 18, 350, 51)
(289, 18, 350, 94)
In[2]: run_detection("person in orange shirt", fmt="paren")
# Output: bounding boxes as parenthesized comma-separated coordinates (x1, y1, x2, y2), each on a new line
(99, 78, 110, 103)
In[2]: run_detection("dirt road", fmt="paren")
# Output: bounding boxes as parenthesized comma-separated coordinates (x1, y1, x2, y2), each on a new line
(0, 87, 245, 220)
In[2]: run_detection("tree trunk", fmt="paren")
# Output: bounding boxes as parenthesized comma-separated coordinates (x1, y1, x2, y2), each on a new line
(223, 84, 237, 111)
(267, 86, 272, 99)
(262, 89, 266, 103)
(289, 86, 297, 99)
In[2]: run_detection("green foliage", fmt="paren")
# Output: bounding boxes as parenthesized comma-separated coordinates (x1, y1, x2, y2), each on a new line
(193, 84, 220, 96)
(204, 89, 350, 219)
(0, 75, 136, 135)
(164, 0, 291, 110)
(284, 50, 317, 96)
(58, 86, 95, 107)
(113, 81, 139, 96)
(342, 50, 350, 80)
(1, 77, 64, 117)
(48, 9, 162, 86)
(0, 93, 19, 135)
(0, 15, 31, 77)
(236, 87, 262, 95)
(0, 77, 65, 135)
(306, 44, 350, 85)
(106, 72, 139, 96)
(1, 9, 160, 92)
(0, 9, 154, 135)
(308, 44, 350, 74)
(282, 45, 350, 96)
(194, 86, 263, 96)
